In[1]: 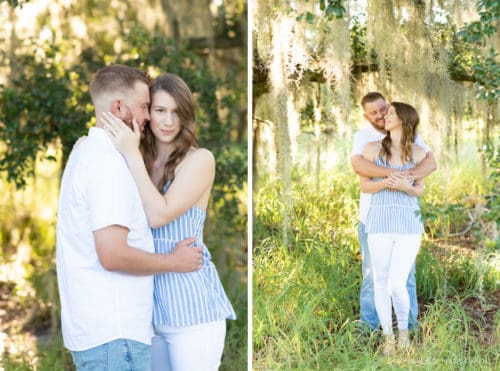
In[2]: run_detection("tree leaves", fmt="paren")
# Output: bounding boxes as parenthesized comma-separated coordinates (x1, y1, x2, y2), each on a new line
(1, 23, 246, 214)
(296, 0, 346, 23)
(458, 0, 499, 105)
(0, 42, 91, 188)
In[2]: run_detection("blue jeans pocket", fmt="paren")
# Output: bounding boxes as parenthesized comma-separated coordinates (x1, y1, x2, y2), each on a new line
(72, 339, 151, 371)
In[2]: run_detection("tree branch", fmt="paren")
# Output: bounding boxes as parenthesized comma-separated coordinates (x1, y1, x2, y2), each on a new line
(187, 34, 244, 50)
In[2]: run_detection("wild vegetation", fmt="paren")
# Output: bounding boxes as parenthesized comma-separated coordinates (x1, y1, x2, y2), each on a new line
(253, 138, 499, 369)
(253, 1, 498, 367)
(253, 0, 498, 244)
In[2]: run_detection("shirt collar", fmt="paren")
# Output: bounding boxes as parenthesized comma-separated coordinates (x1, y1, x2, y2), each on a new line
(88, 126, 115, 148)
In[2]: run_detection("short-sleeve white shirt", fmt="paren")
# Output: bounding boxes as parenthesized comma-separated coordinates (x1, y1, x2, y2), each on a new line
(56, 127, 154, 351)
(351, 125, 431, 224)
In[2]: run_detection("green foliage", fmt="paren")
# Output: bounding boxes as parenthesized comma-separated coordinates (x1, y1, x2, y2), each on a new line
(334, 0, 500, 106)
(319, 0, 346, 20)
(212, 143, 247, 226)
(0, 0, 28, 8)
(457, 0, 500, 104)
(458, 0, 499, 45)
(452, 41, 500, 104)
(471, 49, 500, 104)
(0, 22, 246, 190)
(220, 286, 247, 371)
(1, 334, 74, 370)
(296, 0, 346, 23)
(0, 41, 92, 188)
(254, 159, 499, 368)
(296, 11, 315, 24)
(419, 148, 499, 256)
(484, 144, 500, 229)
(212, 1, 247, 47)
(350, 18, 370, 66)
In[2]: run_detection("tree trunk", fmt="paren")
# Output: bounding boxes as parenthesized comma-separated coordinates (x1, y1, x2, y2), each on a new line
(252, 118, 260, 192)
(314, 83, 322, 192)
(269, 15, 294, 247)
(159, 0, 180, 41)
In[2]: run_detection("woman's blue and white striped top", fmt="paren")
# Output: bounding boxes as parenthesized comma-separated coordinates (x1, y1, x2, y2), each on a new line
(365, 157, 424, 234)
(152, 196, 236, 327)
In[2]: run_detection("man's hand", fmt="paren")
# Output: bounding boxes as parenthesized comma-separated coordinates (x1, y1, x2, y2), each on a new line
(170, 237, 203, 272)
(386, 172, 414, 192)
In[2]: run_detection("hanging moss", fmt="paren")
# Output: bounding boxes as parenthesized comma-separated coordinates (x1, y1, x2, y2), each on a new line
(253, 0, 498, 224)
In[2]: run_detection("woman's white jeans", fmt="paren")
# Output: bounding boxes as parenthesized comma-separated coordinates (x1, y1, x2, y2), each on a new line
(151, 320, 226, 371)
(367, 233, 421, 335)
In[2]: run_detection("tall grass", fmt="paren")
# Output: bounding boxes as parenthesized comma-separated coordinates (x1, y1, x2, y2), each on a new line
(253, 148, 499, 369)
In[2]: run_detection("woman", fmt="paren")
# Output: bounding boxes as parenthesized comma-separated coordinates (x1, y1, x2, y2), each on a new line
(360, 102, 426, 355)
(101, 73, 236, 370)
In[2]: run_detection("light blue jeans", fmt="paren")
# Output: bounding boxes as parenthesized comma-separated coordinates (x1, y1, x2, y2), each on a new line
(358, 222, 418, 330)
(71, 338, 151, 371)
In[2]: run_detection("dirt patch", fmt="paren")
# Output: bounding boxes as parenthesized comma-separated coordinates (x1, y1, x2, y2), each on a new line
(461, 290, 500, 346)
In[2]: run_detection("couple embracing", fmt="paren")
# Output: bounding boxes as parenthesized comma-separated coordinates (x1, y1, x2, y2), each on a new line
(352, 92, 437, 354)
(56, 64, 236, 370)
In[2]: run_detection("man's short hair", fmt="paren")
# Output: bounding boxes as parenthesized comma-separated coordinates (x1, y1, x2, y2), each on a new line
(360, 92, 386, 109)
(89, 64, 151, 104)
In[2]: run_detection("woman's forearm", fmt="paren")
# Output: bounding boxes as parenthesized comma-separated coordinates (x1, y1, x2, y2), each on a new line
(125, 152, 172, 226)
(360, 177, 388, 194)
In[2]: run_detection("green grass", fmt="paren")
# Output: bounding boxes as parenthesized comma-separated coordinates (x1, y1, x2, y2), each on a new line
(1, 336, 74, 371)
(253, 153, 499, 369)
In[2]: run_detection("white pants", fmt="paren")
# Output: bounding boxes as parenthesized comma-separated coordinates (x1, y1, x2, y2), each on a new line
(151, 320, 226, 371)
(367, 233, 421, 335)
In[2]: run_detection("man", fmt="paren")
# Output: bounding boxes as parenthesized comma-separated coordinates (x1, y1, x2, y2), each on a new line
(56, 64, 202, 370)
(351, 92, 437, 331)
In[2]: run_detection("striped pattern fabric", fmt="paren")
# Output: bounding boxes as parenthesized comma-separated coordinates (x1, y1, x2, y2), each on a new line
(365, 157, 424, 234)
(152, 206, 236, 327)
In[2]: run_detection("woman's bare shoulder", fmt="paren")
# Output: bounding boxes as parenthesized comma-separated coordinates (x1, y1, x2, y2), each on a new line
(176, 148, 215, 175)
(185, 147, 214, 163)
(363, 141, 381, 161)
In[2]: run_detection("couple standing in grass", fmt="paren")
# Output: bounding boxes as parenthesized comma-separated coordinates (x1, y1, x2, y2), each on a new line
(351, 92, 437, 354)
(56, 64, 236, 370)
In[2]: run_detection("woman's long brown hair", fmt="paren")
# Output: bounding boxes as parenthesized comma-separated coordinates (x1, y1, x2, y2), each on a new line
(142, 73, 198, 193)
(381, 102, 419, 164)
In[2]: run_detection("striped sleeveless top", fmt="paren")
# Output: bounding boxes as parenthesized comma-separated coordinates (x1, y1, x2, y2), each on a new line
(152, 189, 236, 327)
(365, 157, 424, 234)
